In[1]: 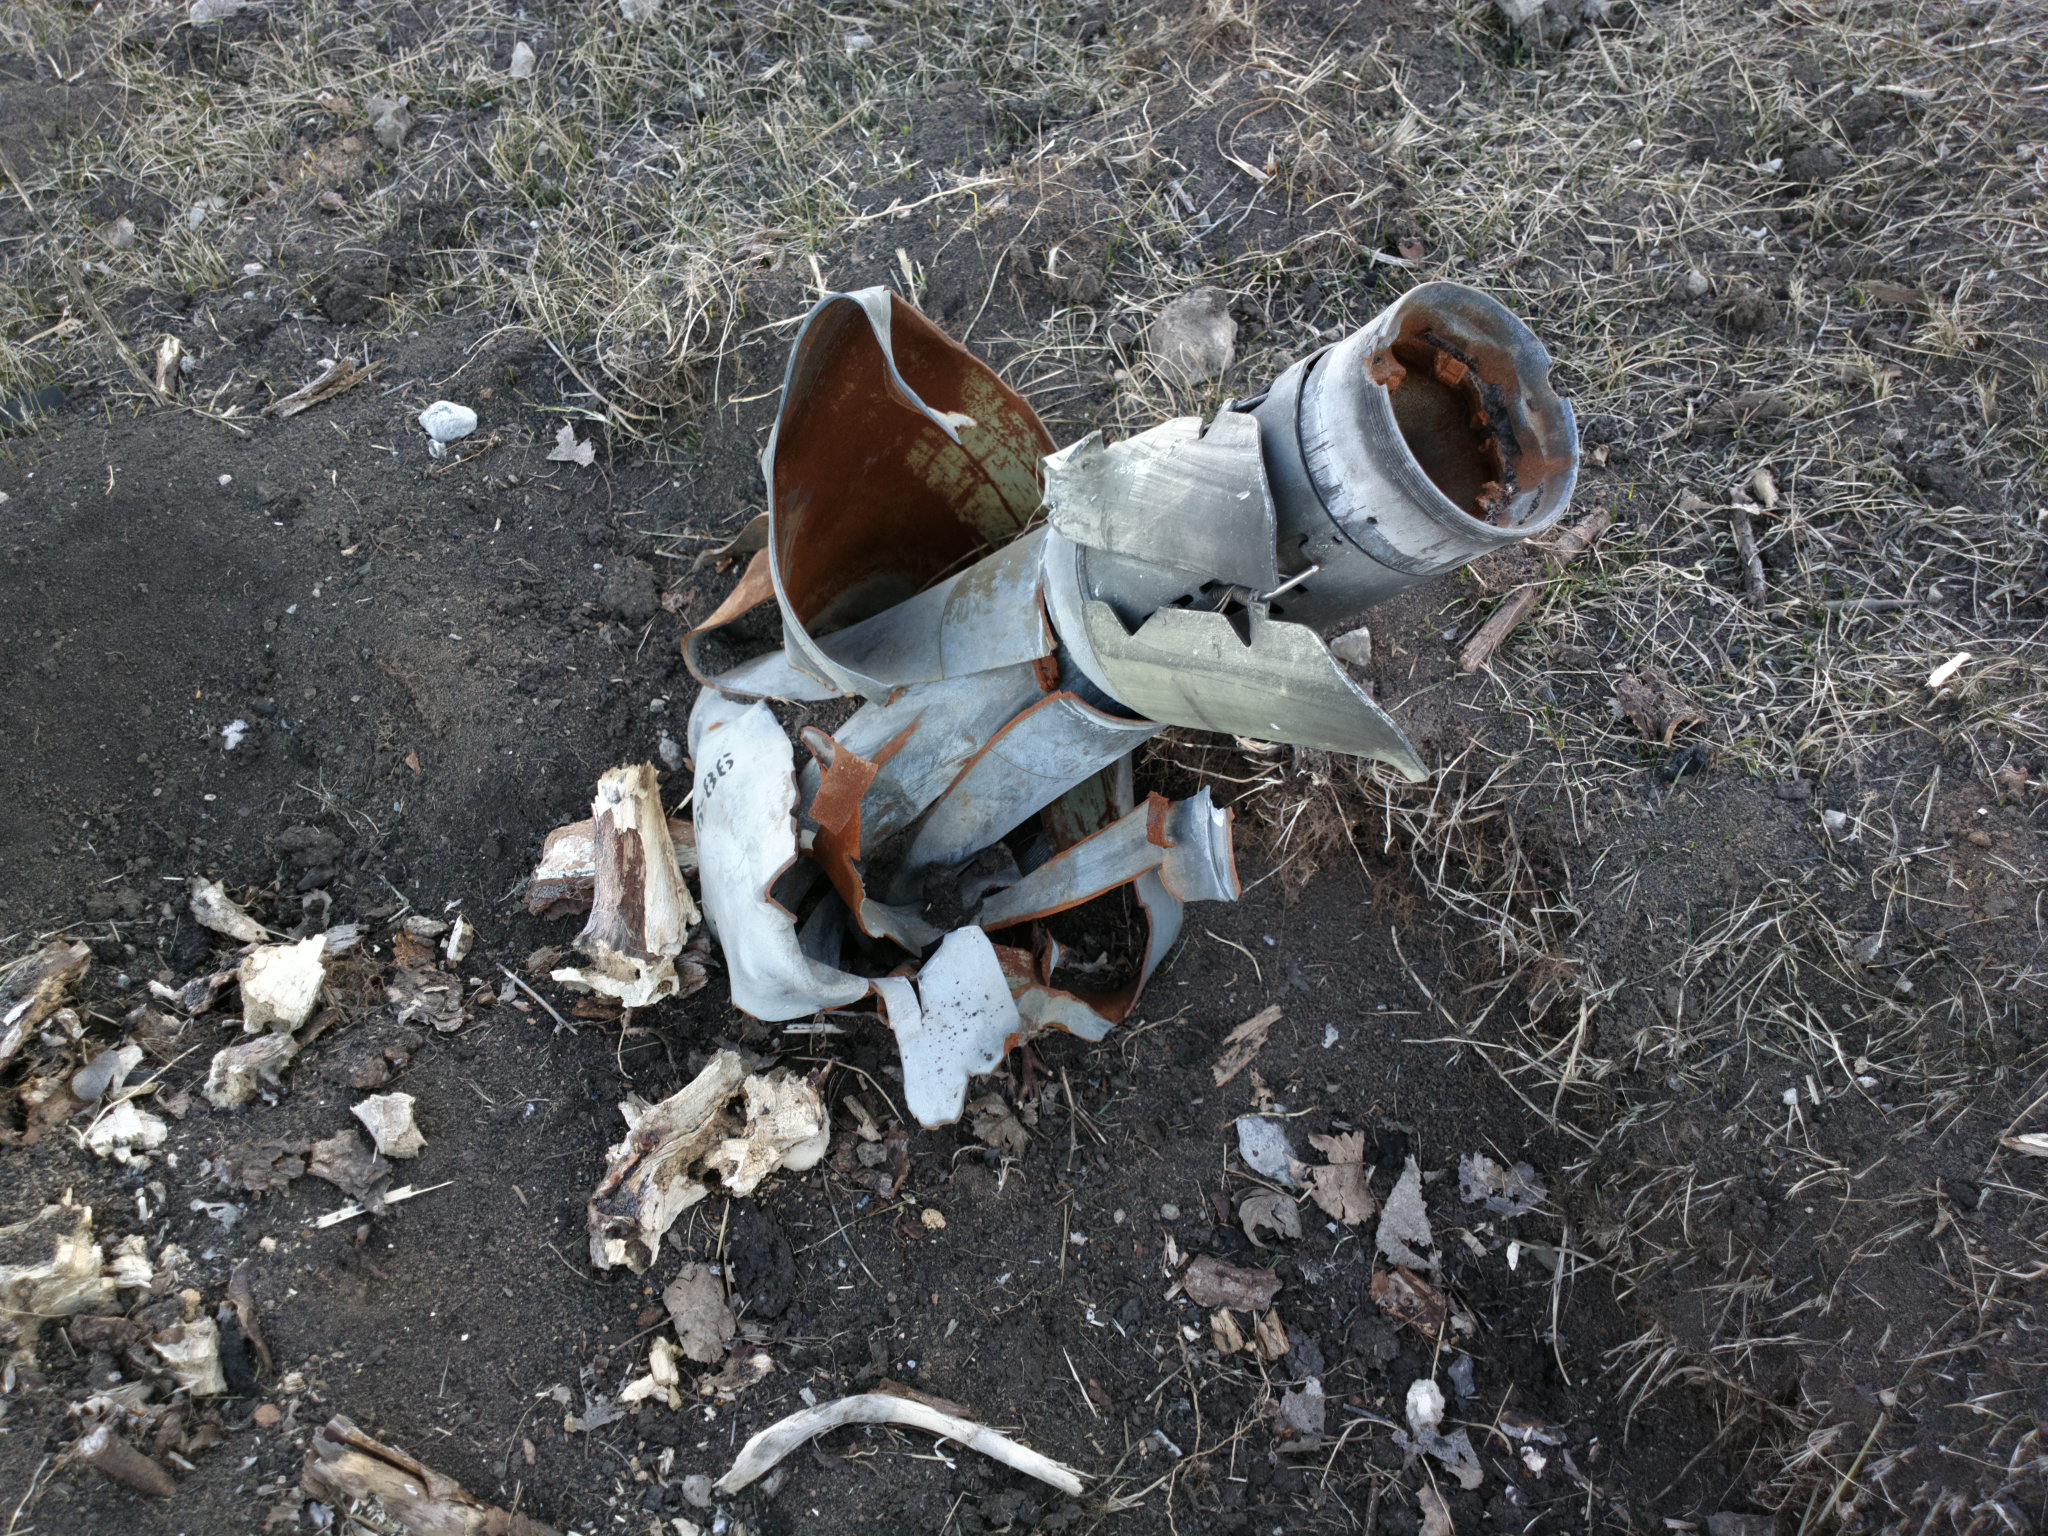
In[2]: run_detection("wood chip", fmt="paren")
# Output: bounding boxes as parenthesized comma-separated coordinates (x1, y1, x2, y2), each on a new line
(1180, 1253, 1280, 1310)
(1212, 1005, 1281, 1087)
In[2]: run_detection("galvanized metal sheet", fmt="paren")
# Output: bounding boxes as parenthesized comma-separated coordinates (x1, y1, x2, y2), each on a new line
(889, 926, 1022, 1127)
(797, 662, 1051, 848)
(1042, 411, 1279, 593)
(977, 789, 1237, 930)
(804, 529, 1055, 696)
(898, 690, 1162, 883)
(704, 645, 842, 703)
(688, 694, 871, 1021)
(1078, 600, 1429, 779)
(764, 289, 1054, 699)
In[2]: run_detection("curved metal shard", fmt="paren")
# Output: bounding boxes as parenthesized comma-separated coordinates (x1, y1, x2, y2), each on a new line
(977, 789, 1238, 930)
(897, 690, 1162, 885)
(891, 926, 1022, 1127)
(1042, 413, 1279, 593)
(763, 288, 1054, 699)
(688, 695, 871, 1021)
(1078, 600, 1428, 780)
(805, 529, 1054, 694)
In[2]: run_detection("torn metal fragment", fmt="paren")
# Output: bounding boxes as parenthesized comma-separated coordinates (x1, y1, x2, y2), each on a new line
(1042, 412, 1278, 593)
(1244, 280, 1578, 624)
(690, 696, 872, 1022)
(977, 789, 1237, 929)
(1073, 597, 1427, 778)
(889, 926, 1021, 1127)
(655, 280, 1577, 1126)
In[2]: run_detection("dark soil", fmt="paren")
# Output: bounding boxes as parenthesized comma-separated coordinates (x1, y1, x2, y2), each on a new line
(3, 4, 2044, 1535)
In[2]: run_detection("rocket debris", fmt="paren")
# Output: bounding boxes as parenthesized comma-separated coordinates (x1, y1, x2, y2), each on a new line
(551, 283, 1576, 1127)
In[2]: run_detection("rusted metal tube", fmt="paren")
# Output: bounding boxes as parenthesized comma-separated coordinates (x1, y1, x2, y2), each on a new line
(1243, 281, 1578, 628)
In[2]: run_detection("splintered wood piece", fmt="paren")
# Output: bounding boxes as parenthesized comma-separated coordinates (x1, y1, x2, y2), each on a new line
(301, 1415, 561, 1535)
(526, 815, 696, 919)
(556, 764, 699, 1009)
(264, 357, 377, 418)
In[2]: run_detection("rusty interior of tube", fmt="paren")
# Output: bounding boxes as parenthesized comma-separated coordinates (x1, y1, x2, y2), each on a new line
(1366, 326, 1524, 525)
(773, 295, 1052, 636)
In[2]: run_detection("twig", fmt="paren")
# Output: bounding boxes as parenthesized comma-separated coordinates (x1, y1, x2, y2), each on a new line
(265, 357, 379, 418)
(1818, 597, 1923, 614)
(1459, 506, 1611, 672)
(1728, 502, 1767, 605)
(1064, 1345, 1102, 1420)
(310, 1180, 455, 1229)
(498, 964, 573, 1031)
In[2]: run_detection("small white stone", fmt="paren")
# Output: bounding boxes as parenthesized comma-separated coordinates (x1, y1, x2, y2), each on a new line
(418, 401, 478, 443)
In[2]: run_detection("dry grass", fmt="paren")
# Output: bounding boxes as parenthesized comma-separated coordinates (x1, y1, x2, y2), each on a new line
(0, 0, 1112, 430)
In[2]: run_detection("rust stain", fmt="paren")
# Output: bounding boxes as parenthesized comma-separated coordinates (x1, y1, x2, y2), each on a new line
(771, 294, 1053, 639)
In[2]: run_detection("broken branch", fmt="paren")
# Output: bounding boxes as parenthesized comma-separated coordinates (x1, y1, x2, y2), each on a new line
(714, 1392, 1084, 1497)
(301, 1415, 561, 1535)
(1728, 502, 1767, 605)
(1459, 506, 1610, 673)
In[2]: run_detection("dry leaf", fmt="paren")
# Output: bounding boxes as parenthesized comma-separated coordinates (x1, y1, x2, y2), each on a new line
(307, 1130, 391, 1208)
(2000, 1132, 2048, 1159)
(1212, 1005, 1280, 1087)
(217, 1139, 306, 1194)
(966, 1094, 1028, 1157)
(1418, 1483, 1454, 1536)
(663, 1263, 736, 1364)
(547, 423, 596, 467)
(1857, 278, 1926, 308)
(1614, 667, 1704, 746)
(1306, 1131, 1376, 1224)
(1399, 1378, 1483, 1490)
(1274, 1377, 1326, 1450)
(1238, 1191, 1301, 1248)
(1376, 1157, 1435, 1269)
(1371, 1266, 1448, 1336)
(1457, 1151, 1546, 1216)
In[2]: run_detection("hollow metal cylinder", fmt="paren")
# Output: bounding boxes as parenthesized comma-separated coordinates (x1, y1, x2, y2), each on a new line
(1243, 281, 1578, 629)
